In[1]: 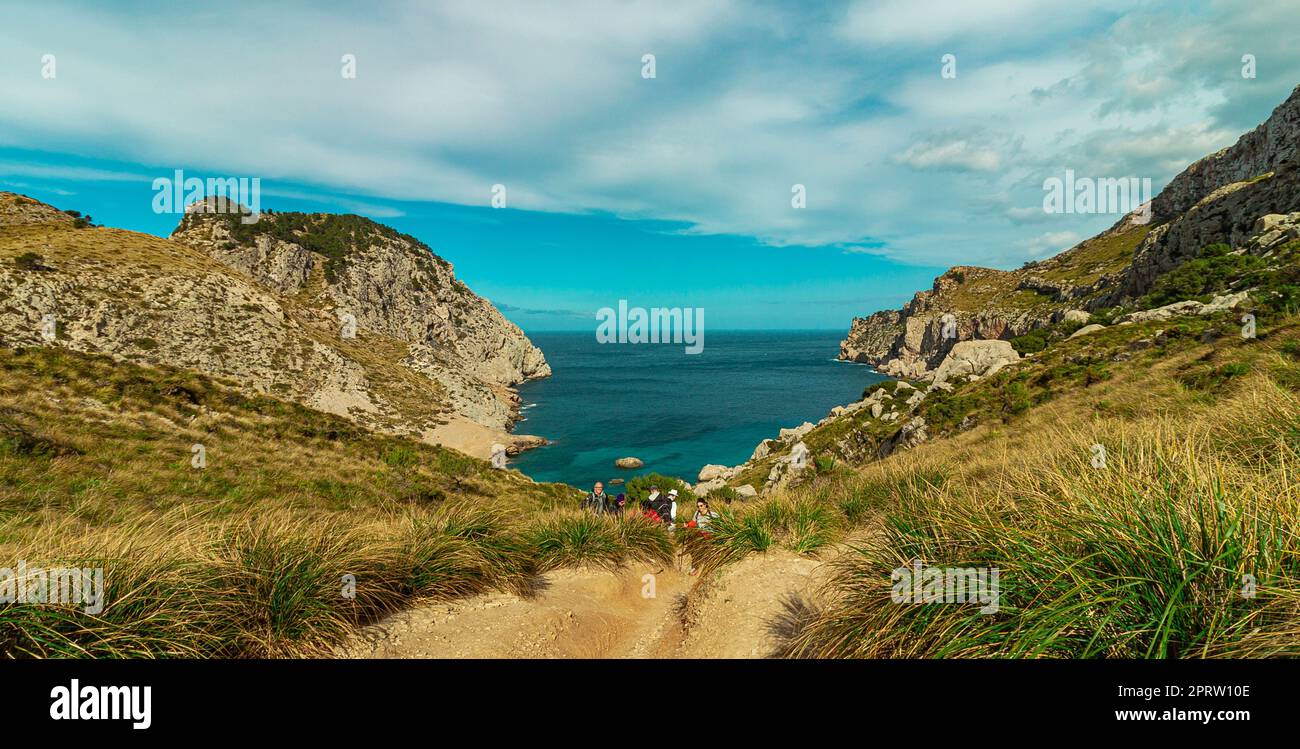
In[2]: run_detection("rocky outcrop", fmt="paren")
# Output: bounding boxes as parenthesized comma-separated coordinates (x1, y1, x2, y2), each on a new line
(840, 84, 1300, 378)
(839, 267, 1055, 378)
(1114, 292, 1250, 324)
(930, 340, 1021, 386)
(1069, 323, 1106, 339)
(0, 193, 550, 458)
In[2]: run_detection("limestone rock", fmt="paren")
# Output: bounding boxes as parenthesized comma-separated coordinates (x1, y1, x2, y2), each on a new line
(1116, 292, 1249, 324)
(1, 193, 554, 461)
(1069, 323, 1107, 339)
(930, 340, 1020, 386)
(778, 422, 815, 442)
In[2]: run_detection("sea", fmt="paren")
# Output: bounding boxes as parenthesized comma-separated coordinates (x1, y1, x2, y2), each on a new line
(510, 330, 885, 488)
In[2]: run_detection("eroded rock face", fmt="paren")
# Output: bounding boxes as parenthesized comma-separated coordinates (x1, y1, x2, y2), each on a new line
(697, 464, 731, 483)
(1115, 292, 1250, 324)
(0, 194, 550, 455)
(930, 340, 1020, 386)
(839, 84, 1300, 379)
(172, 202, 550, 391)
(840, 267, 1054, 379)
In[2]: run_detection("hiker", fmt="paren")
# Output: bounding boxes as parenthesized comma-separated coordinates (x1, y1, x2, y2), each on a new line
(582, 481, 614, 515)
(684, 497, 720, 576)
(687, 498, 720, 534)
(645, 484, 672, 526)
(644, 484, 664, 519)
(664, 488, 680, 528)
(636, 502, 662, 523)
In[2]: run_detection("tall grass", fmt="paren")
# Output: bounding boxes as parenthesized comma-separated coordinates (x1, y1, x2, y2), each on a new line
(0, 503, 675, 658)
(0, 347, 674, 658)
(783, 379, 1300, 658)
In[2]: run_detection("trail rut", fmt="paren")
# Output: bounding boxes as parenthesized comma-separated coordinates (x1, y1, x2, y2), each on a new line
(339, 550, 835, 659)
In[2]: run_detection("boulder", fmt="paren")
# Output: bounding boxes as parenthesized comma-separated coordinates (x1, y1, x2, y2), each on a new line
(614, 457, 643, 469)
(930, 340, 1020, 386)
(734, 484, 758, 499)
(1061, 309, 1091, 324)
(778, 421, 815, 442)
(697, 464, 731, 483)
(694, 478, 726, 495)
(1068, 323, 1106, 339)
(750, 439, 773, 461)
(1116, 292, 1249, 324)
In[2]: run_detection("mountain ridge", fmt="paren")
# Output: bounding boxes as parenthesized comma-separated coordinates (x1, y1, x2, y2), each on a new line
(840, 83, 1300, 378)
(0, 193, 549, 458)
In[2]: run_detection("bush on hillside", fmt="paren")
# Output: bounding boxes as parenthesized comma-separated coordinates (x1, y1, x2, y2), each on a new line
(624, 472, 695, 507)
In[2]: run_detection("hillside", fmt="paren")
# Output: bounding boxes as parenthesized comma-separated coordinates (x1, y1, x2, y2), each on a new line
(839, 84, 1300, 379)
(0, 194, 549, 457)
(0, 345, 674, 657)
(694, 84, 1300, 502)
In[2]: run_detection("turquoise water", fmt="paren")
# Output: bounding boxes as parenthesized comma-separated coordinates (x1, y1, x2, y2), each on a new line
(510, 330, 885, 487)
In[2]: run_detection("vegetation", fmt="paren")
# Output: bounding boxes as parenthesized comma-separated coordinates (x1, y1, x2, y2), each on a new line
(693, 309, 1300, 658)
(1009, 319, 1087, 355)
(623, 472, 695, 512)
(0, 347, 670, 657)
(780, 375, 1300, 657)
(188, 211, 448, 283)
(1140, 240, 1300, 313)
(12, 252, 51, 272)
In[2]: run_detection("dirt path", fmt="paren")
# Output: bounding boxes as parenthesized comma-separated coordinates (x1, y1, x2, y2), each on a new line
(339, 549, 837, 659)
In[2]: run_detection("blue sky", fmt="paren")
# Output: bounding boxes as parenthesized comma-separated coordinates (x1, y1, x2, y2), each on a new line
(2, 0, 1298, 330)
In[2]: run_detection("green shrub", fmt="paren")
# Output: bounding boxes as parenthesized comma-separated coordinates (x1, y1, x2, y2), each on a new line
(1140, 243, 1264, 308)
(624, 472, 695, 508)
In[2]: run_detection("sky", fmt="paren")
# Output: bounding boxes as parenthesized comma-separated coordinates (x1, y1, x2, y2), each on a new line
(1, 0, 1298, 330)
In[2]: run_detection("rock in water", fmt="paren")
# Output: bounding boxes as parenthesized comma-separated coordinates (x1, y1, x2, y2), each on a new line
(614, 457, 644, 469)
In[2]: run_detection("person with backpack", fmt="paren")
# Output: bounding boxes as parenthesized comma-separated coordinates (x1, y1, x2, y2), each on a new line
(664, 488, 679, 528)
(645, 484, 672, 527)
(582, 481, 614, 515)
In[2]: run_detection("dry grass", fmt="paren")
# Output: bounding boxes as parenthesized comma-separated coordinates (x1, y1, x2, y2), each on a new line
(697, 315, 1300, 658)
(0, 346, 668, 658)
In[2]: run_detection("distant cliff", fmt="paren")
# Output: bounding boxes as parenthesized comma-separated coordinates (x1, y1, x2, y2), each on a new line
(841, 84, 1300, 378)
(0, 194, 549, 457)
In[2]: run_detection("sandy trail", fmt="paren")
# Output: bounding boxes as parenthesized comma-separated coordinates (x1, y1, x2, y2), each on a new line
(339, 549, 837, 659)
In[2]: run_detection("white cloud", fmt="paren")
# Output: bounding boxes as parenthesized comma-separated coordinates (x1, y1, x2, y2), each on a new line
(1019, 230, 1083, 257)
(839, 0, 1127, 46)
(0, 0, 1297, 269)
(895, 138, 1003, 172)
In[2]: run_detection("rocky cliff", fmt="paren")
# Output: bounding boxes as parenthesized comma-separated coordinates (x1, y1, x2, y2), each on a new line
(841, 83, 1300, 377)
(0, 193, 549, 457)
